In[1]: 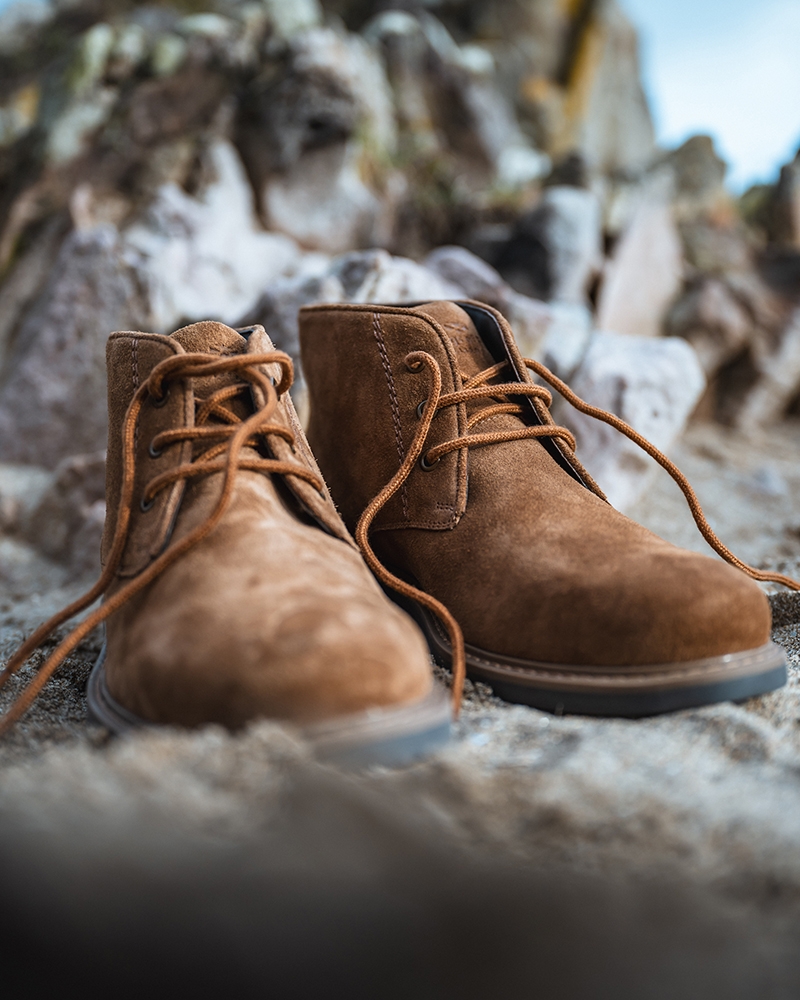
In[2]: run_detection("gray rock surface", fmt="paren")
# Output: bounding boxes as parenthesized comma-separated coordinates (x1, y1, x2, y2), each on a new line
(21, 451, 106, 575)
(597, 195, 683, 338)
(124, 140, 301, 331)
(735, 307, 800, 428)
(0, 225, 149, 467)
(494, 185, 602, 303)
(666, 276, 754, 376)
(559, 331, 706, 510)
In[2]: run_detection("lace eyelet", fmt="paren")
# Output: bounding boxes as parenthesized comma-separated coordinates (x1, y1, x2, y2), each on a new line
(420, 453, 439, 472)
(151, 387, 170, 408)
(140, 496, 155, 512)
(416, 399, 428, 419)
(148, 441, 163, 459)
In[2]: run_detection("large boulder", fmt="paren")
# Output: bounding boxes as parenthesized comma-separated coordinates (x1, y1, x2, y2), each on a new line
(493, 186, 602, 303)
(561, 332, 705, 511)
(124, 140, 300, 332)
(22, 451, 107, 575)
(665, 277, 753, 376)
(596, 195, 683, 339)
(0, 225, 149, 468)
(771, 149, 800, 249)
(238, 26, 398, 253)
(539, 302, 593, 381)
(734, 308, 800, 428)
(366, 10, 547, 191)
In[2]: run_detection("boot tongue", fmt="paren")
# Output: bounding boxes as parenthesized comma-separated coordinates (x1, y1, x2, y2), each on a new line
(170, 321, 251, 424)
(412, 301, 495, 379)
(171, 320, 247, 356)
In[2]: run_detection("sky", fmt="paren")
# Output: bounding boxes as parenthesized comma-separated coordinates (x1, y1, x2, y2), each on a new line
(1, 0, 798, 190)
(620, 0, 800, 191)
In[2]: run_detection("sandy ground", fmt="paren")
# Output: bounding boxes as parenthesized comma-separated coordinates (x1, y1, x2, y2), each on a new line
(3, 419, 800, 995)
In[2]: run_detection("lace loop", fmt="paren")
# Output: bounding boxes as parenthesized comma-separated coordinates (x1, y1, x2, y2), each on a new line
(0, 348, 318, 735)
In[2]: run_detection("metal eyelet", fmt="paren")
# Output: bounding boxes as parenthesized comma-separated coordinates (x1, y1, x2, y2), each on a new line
(416, 399, 428, 419)
(148, 441, 163, 459)
(420, 453, 439, 472)
(151, 387, 170, 408)
(140, 496, 155, 512)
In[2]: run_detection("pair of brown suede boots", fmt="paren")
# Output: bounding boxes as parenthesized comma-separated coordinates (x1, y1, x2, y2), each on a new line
(0, 301, 792, 765)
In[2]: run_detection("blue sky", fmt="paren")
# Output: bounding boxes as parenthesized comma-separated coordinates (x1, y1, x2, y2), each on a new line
(1, 0, 798, 190)
(621, 0, 800, 190)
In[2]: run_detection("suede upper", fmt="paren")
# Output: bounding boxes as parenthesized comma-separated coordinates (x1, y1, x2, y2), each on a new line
(299, 301, 772, 668)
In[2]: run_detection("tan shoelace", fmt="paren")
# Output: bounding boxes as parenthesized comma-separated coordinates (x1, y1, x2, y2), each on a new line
(0, 349, 322, 734)
(355, 351, 800, 715)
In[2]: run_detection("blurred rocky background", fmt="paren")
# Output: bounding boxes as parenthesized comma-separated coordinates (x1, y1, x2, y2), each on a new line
(1, 0, 799, 569)
(2, 1, 800, 992)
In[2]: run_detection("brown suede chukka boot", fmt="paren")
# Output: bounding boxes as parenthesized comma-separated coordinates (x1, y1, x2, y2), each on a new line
(0, 321, 449, 765)
(299, 300, 795, 717)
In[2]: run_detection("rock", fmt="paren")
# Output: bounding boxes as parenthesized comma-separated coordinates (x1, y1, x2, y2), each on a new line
(771, 149, 800, 249)
(22, 451, 106, 575)
(0, 225, 149, 468)
(734, 308, 800, 428)
(367, 10, 547, 191)
(561, 332, 706, 511)
(340, 249, 463, 303)
(124, 140, 301, 331)
(504, 292, 552, 359)
(237, 26, 397, 253)
(0, 215, 68, 375)
(493, 186, 602, 303)
(663, 135, 728, 219)
(262, 0, 322, 42)
(0, 82, 40, 149)
(557, 0, 655, 176)
(424, 244, 508, 303)
(262, 144, 388, 254)
(666, 278, 753, 376)
(45, 87, 119, 166)
(597, 196, 684, 338)
(679, 216, 754, 275)
(150, 33, 188, 78)
(0, 463, 53, 534)
(540, 301, 593, 381)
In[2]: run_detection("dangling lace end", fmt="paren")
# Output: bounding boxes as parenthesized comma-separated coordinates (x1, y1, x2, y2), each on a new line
(445, 614, 466, 716)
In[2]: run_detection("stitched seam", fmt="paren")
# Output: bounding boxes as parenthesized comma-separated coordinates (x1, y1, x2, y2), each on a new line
(131, 337, 140, 451)
(372, 313, 408, 519)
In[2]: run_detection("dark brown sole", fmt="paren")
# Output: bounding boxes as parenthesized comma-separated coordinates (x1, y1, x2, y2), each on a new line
(87, 644, 452, 768)
(398, 598, 787, 717)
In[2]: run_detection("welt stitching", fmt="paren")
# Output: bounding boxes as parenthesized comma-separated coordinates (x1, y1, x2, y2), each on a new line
(372, 313, 409, 519)
(131, 338, 140, 451)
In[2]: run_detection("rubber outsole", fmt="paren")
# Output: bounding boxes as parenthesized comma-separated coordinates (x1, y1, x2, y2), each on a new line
(395, 597, 787, 718)
(87, 644, 452, 768)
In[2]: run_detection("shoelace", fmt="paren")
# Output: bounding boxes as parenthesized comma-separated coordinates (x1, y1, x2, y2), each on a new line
(355, 352, 800, 715)
(0, 350, 322, 735)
